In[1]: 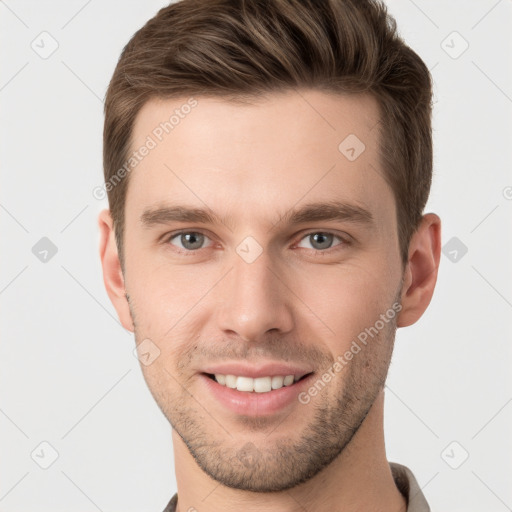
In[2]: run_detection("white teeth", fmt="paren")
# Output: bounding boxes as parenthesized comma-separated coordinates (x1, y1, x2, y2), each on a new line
(271, 375, 284, 389)
(236, 376, 254, 392)
(283, 375, 294, 386)
(225, 374, 237, 389)
(213, 373, 300, 392)
(254, 376, 272, 393)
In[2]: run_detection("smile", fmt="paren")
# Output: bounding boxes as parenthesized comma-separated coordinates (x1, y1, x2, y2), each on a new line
(201, 372, 316, 416)
(206, 373, 310, 393)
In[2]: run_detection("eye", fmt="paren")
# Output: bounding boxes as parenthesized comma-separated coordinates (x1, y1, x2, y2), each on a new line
(166, 231, 213, 251)
(296, 232, 345, 251)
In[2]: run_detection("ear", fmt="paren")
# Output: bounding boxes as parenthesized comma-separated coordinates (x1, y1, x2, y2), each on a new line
(98, 208, 134, 332)
(396, 213, 442, 328)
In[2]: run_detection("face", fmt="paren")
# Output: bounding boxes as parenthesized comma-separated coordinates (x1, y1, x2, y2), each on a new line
(120, 90, 405, 491)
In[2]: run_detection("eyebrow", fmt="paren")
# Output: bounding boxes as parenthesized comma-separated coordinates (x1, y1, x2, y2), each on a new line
(275, 200, 374, 229)
(140, 204, 236, 230)
(140, 200, 375, 231)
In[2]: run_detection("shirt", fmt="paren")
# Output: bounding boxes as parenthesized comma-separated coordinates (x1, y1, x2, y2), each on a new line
(162, 461, 430, 512)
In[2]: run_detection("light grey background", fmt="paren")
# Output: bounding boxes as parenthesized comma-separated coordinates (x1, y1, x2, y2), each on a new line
(1, 1, 511, 511)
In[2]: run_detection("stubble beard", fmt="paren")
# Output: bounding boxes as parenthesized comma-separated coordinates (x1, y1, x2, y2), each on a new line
(134, 310, 398, 493)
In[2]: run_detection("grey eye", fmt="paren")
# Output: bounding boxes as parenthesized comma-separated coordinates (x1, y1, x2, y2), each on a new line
(170, 232, 208, 250)
(297, 232, 341, 251)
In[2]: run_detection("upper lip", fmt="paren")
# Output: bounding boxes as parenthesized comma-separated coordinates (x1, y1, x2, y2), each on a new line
(201, 362, 314, 379)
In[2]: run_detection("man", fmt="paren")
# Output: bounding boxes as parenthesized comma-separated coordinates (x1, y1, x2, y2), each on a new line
(98, 0, 441, 510)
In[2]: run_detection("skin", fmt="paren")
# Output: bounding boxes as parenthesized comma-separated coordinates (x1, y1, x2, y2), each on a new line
(99, 90, 441, 512)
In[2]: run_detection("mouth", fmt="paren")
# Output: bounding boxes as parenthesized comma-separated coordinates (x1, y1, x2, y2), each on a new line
(200, 370, 316, 416)
(202, 372, 313, 393)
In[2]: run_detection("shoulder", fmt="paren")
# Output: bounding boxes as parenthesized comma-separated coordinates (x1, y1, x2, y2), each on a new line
(389, 461, 431, 512)
(161, 492, 178, 512)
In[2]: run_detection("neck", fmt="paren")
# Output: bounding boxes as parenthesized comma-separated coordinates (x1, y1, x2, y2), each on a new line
(172, 389, 406, 512)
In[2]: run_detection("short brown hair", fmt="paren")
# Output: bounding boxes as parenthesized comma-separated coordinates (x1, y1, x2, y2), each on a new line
(103, 0, 433, 270)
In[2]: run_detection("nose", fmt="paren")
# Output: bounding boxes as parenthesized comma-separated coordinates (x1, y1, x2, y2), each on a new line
(215, 247, 294, 342)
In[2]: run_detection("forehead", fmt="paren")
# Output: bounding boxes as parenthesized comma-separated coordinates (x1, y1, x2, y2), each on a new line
(125, 90, 393, 229)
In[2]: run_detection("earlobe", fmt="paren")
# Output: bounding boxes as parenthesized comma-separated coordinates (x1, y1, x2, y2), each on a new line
(396, 213, 442, 328)
(98, 209, 134, 332)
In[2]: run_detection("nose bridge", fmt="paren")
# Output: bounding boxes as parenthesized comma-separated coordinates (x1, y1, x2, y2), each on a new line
(216, 242, 293, 341)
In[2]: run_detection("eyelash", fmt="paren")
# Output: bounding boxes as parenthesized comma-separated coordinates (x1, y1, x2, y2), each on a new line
(162, 229, 351, 255)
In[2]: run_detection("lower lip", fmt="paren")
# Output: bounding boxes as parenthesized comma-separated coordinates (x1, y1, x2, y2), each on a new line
(200, 373, 315, 416)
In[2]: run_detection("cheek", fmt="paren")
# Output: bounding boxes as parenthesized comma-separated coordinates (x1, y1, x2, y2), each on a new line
(127, 250, 211, 321)
(128, 265, 213, 364)
(291, 261, 394, 345)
